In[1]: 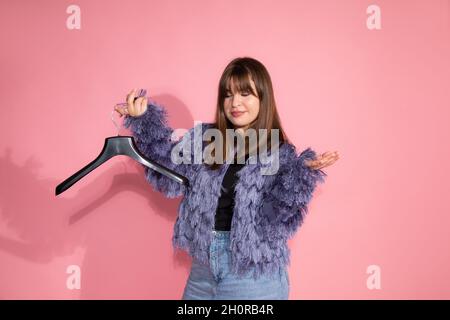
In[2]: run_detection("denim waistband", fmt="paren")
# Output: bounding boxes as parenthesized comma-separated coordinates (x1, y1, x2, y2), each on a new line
(212, 230, 230, 239)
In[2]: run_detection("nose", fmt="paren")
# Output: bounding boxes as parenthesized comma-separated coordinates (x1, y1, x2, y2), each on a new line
(232, 95, 242, 108)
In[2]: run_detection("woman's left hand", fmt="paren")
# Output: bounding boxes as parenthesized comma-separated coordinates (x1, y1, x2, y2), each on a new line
(304, 151, 339, 170)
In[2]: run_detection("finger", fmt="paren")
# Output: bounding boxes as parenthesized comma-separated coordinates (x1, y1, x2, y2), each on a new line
(114, 104, 124, 115)
(136, 97, 145, 113)
(313, 164, 323, 170)
(310, 160, 321, 168)
(140, 97, 148, 113)
(320, 154, 339, 168)
(114, 108, 124, 117)
(115, 104, 129, 116)
(138, 88, 147, 97)
(321, 157, 338, 168)
(323, 153, 339, 162)
(126, 89, 135, 103)
(134, 97, 145, 116)
(322, 151, 339, 159)
(322, 155, 335, 163)
(312, 158, 329, 169)
(127, 88, 137, 110)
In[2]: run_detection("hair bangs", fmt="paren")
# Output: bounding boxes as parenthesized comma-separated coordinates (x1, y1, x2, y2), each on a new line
(223, 67, 258, 97)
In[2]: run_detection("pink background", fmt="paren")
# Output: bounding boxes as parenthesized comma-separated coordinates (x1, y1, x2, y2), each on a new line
(0, 0, 449, 299)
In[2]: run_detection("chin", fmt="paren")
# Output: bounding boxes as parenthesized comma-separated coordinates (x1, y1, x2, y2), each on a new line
(232, 122, 250, 129)
(230, 117, 248, 125)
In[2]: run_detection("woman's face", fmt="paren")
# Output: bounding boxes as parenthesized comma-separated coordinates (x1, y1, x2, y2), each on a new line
(223, 77, 260, 134)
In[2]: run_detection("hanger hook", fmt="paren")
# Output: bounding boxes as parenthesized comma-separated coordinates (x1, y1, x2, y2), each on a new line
(111, 109, 121, 136)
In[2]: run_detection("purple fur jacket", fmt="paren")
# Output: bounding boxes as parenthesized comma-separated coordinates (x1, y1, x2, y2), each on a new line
(123, 101, 327, 280)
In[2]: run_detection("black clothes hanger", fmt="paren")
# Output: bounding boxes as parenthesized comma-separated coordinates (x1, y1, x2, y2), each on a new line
(55, 98, 189, 196)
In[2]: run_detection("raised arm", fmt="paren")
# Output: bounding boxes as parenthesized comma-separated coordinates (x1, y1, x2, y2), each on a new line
(122, 100, 204, 198)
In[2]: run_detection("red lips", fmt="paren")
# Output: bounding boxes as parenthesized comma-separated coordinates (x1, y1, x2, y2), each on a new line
(231, 111, 245, 118)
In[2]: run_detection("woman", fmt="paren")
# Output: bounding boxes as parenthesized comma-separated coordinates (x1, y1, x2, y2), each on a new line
(114, 57, 339, 299)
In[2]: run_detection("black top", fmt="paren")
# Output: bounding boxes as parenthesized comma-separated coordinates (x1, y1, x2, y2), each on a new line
(214, 154, 249, 231)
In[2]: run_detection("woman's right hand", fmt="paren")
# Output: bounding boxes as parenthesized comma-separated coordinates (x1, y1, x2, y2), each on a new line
(114, 88, 148, 118)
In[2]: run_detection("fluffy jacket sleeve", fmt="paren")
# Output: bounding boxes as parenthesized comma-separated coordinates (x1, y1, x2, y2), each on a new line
(262, 146, 327, 230)
(122, 100, 202, 198)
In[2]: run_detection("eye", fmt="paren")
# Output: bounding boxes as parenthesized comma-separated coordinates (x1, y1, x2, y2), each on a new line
(224, 91, 250, 98)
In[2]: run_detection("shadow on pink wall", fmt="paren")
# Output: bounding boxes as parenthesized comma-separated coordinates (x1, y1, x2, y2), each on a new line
(0, 94, 201, 299)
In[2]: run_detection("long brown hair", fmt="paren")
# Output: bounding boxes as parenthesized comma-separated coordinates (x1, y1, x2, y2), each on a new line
(206, 57, 291, 170)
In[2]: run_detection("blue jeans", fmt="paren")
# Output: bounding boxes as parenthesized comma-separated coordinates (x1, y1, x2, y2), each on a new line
(182, 230, 289, 300)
